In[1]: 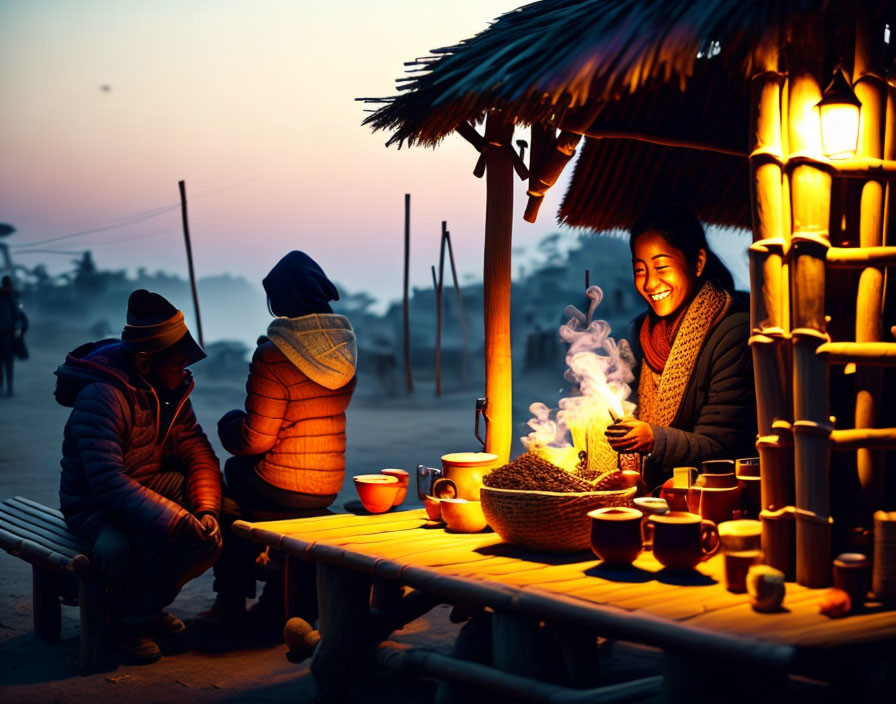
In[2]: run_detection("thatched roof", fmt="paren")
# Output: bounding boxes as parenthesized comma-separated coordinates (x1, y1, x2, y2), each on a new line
(362, 0, 894, 230)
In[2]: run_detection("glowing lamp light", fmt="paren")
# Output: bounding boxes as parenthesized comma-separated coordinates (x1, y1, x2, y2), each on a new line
(816, 67, 861, 160)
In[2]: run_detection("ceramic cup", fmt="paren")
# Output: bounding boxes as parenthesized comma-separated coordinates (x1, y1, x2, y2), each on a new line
(659, 480, 690, 512)
(423, 496, 442, 522)
(646, 511, 720, 570)
(833, 552, 871, 613)
(380, 468, 409, 507)
(353, 474, 400, 514)
(700, 459, 736, 475)
(735, 457, 760, 478)
(588, 507, 645, 565)
(440, 452, 498, 501)
(724, 550, 761, 593)
(686, 485, 741, 524)
(439, 498, 488, 533)
(633, 497, 669, 550)
(718, 519, 762, 553)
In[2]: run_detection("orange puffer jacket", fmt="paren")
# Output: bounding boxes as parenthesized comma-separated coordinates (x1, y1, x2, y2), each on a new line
(218, 314, 356, 505)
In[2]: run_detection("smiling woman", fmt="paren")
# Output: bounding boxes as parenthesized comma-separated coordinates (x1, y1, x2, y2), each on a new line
(605, 204, 756, 488)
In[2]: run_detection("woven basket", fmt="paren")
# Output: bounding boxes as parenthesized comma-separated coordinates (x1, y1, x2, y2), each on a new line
(480, 485, 637, 552)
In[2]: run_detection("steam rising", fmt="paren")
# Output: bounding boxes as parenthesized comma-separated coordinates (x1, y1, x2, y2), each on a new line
(522, 286, 636, 473)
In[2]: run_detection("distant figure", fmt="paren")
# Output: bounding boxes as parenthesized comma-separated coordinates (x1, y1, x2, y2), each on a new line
(0, 275, 27, 396)
(198, 251, 357, 631)
(605, 204, 756, 488)
(56, 290, 223, 664)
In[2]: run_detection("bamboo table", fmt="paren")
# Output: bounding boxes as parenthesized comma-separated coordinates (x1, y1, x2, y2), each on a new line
(234, 509, 896, 703)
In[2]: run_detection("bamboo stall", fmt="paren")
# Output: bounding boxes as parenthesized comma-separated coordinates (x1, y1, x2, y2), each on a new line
(362, 0, 896, 587)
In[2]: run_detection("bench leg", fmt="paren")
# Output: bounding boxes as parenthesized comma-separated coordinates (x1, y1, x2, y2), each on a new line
(32, 565, 61, 641)
(78, 575, 106, 675)
(310, 563, 372, 702)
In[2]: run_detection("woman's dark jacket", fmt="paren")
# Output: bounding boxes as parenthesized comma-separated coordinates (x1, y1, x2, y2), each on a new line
(630, 293, 757, 484)
(56, 340, 222, 542)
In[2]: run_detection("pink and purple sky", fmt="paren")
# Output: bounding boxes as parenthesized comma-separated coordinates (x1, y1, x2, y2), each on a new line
(0, 0, 589, 309)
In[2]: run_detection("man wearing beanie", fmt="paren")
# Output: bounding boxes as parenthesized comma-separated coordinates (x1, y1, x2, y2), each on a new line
(197, 251, 356, 631)
(56, 290, 223, 664)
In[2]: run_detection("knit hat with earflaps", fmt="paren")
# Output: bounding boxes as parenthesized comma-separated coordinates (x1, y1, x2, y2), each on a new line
(120, 289, 205, 365)
(263, 251, 339, 318)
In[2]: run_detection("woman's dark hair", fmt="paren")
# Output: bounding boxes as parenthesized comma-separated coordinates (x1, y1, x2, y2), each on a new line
(629, 203, 735, 292)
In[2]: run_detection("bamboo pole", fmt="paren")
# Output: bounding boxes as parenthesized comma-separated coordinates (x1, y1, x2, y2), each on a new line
(403, 194, 413, 393)
(432, 221, 447, 397)
(444, 231, 470, 384)
(482, 112, 515, 464)
(852, 18, 889, 514)
(177, 180, 204, 347)
(787, 57, 833, 587)
(749, 65, 795, 560)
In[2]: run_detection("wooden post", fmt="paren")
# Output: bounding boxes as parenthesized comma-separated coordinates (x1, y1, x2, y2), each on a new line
(482, 112, 515, 465)
(852, 19, 888, 514)
(403, 194, 413, 393)
(445, 231, 470, 384)
(787, 57, 834, 587)
(177, 180, 204, 347)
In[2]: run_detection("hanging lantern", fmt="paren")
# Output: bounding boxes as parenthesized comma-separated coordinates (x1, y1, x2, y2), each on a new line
(816, 67, 861, 160)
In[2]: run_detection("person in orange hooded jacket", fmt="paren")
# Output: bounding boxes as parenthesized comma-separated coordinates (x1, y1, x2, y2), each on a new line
(201, 251, 356, 628)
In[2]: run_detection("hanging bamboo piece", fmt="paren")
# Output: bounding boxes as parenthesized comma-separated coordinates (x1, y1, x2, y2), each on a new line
(852, 17, 889, 514)
(482, 112, 515, 464)
(403, 194, 413, 393)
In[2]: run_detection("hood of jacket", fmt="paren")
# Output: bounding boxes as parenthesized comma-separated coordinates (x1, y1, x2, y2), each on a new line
(54, 338, 192, 407)
(266, 313, 357, 389)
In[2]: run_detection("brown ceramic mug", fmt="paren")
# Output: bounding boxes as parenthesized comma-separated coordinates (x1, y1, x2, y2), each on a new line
(646, 511, 720, 570)
(588, 507, 645, 565)
(686, 485, 740, 524)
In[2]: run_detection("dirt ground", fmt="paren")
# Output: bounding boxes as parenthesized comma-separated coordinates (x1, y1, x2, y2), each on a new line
(0, 325, 840, 703)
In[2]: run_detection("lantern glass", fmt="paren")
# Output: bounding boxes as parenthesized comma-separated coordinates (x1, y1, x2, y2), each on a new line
(819, 102, 859, 159)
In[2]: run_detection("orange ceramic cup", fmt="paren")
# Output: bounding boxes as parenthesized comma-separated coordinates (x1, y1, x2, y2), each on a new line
(380, 468, 409, 507)
(354, 474, 399, 514)
(440, 452, 498, 501)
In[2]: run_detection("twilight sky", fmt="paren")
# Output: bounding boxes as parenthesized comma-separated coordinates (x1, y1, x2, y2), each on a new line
(0, 0, 591, 309)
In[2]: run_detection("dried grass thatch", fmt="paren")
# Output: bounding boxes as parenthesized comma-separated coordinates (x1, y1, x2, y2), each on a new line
(362, 0, 883, 147)
(362, 0, 893, 229)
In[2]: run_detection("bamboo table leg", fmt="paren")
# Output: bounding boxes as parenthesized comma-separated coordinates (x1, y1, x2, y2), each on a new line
(32, 565, 61, 641)
(310, 563, 373, 702)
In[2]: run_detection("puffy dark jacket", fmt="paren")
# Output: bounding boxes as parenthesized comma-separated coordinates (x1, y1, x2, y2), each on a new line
(57, 340, 221, 542)
(630, 295, 757, 486)
(218, 314, 356, 504)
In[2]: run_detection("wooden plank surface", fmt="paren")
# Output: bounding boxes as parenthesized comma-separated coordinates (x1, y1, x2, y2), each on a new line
(242, 509, 896, 651)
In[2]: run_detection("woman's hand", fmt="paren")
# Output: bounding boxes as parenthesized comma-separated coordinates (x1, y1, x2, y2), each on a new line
(605, 419, 654, 453)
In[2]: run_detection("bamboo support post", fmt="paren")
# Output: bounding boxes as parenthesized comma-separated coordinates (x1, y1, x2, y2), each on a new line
(787, 61, 833, 587)
(756, 424, 794, 513)
(853, 19, 889, 514)
(482, 112, 515, 464)
(403, 193, 413, 393)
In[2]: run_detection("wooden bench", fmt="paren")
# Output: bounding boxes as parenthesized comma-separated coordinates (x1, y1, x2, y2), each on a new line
(0, 496, 106, 673)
